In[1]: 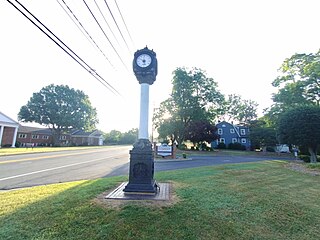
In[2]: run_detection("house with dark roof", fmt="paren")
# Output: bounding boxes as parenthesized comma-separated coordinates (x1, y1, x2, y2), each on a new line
(16, 126, 104, 147)
(70, 129, 104, 146)
(17, 126, 71, 147)
(211, 121, 251, 150)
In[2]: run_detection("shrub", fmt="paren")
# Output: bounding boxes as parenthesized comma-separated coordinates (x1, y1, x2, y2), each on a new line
(299, 155, 320, 163)
(179, 144, 187, 150)
(217, 142, 226, 149)
(266, 146, 275, 152)
(228, 143, 246, 151)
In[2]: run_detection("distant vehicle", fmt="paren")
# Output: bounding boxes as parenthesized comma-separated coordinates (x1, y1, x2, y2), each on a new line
(276, 144, 290, 153)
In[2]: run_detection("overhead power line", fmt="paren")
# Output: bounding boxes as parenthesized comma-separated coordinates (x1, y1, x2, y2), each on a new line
(82, 0, 129, 72)
(113, 0, 135, 49)
(93, 0, 121, 47)
(103, 0, 131, 54)
(57, 0, 114, 69)
(7, 0, 121, 96)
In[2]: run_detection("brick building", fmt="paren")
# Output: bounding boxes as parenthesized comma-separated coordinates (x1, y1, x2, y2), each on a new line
(0, 111, 104, 147)
(16, 126, 104, 147)
(0, 112, 19, 147)
(17, 126, 72, 147)
(71, 129, 104, 146)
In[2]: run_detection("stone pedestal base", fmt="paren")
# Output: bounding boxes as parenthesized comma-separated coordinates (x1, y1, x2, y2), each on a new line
(123, 139, 158, 194)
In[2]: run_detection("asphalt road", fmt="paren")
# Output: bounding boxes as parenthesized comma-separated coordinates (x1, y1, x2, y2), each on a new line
(0, 147, 294, 190)
(0, 146, 131, 190)
(108, 152, 294, 177)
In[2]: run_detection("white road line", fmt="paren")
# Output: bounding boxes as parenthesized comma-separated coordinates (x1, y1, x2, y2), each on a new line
(0, 155, 121, 182)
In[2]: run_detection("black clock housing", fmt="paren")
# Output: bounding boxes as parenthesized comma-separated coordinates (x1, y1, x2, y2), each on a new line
(133, 46, 158, 85)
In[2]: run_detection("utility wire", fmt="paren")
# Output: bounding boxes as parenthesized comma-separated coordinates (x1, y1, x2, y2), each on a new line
(114, 0, 135, 49)
(56, 0, 95, 50)
(7, 0, 121, 96)
(93, 0, 120, 47)
(103, 0, 131, 54)
(82, 0, 129, 72)
(58, 0, 114, 69)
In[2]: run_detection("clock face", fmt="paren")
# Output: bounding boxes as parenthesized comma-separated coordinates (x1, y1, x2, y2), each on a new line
(136, 53, 152, 68)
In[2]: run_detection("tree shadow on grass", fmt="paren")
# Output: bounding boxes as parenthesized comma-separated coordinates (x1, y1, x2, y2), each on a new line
(2, 162, 320, 240)
(0, 177, 127, 240)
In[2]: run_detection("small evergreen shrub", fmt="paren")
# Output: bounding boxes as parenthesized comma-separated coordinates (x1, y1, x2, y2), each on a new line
(217, 142, 226, 149)
(228, 143, 246, 151)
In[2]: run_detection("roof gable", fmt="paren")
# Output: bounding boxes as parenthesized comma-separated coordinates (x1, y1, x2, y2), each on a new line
(216, 121, 233, 128)
(0, 112, 19, 126)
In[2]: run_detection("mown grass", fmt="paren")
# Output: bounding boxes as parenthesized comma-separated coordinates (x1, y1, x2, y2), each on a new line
(307, 163, 320, 170)
(0, 146, 112, 156)
(1, 161, 319, 239)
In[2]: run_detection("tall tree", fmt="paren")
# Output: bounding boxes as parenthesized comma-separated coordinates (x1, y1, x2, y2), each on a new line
(154, 67, 224, 144)
(272, 51, 320, 105)
(104, 130, 123, 144)
(278, 106, 320, 163)
(184, 120, 219, 146)
(223, 94, 258, 124)
(121, 128, 138, 144)
(265, 50, 320, 126)
(249, 118, 277, 150)
(18, 84, 98, 146)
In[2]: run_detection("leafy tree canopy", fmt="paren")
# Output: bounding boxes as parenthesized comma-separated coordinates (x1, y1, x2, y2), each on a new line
(222, 94, 258, 124)
(249, 118, 277, 149)
(104, 128, 138, 145)
(278, 105, 320, 163)
(154, 67, 224, 144)
(266, 50, 320, 124)
(18, 84, 98, 145)
(184, 120, 219, 145)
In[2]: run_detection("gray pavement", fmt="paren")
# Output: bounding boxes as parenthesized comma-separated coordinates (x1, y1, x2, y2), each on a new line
(105, 152, 295, 177)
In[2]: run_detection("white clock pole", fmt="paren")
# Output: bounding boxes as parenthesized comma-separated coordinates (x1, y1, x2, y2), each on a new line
(123, 46, 158, 194)
(139, 83, 149, 139)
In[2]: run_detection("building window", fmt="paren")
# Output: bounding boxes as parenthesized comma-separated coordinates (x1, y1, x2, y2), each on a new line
(222, 124, 226, 127)
(232, 138, 237, 143)
(218, 128, 223, 135)
(59, 136, 67, 140)
(230, 129, 235, 134)
(240, 129, 246, 135)
(18, 134, 27, 138)
(219, 138, 225, 143)
(42, 135, 49, 139)
(241, 139, 247, 143)
(32, 135, 39, 139)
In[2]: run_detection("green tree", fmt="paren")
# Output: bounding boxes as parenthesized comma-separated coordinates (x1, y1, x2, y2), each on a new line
(267, 50, 320, 121)
(157, 118, 183, 145)
(264, 50, 320, 127)
(249, 118, 277, 150)
(223, 94, 258, 124)
(184, 120, 219, 147)
(104, 130, 122, 144)
(18, 84, 98, 146)
(154, 67, 224, 145)
(120, 128, 138, 144)
(272, 50, 320, 105)
(278, 106, 320, 163)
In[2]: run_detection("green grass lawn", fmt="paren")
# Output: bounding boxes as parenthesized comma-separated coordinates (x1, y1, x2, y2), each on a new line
(0, 146, 111, 156)
(1, 161, 319, 239)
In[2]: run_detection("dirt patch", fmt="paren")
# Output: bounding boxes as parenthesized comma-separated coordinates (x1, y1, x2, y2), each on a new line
(286, 161, 320, 176)
(92, 181, 180, 210)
